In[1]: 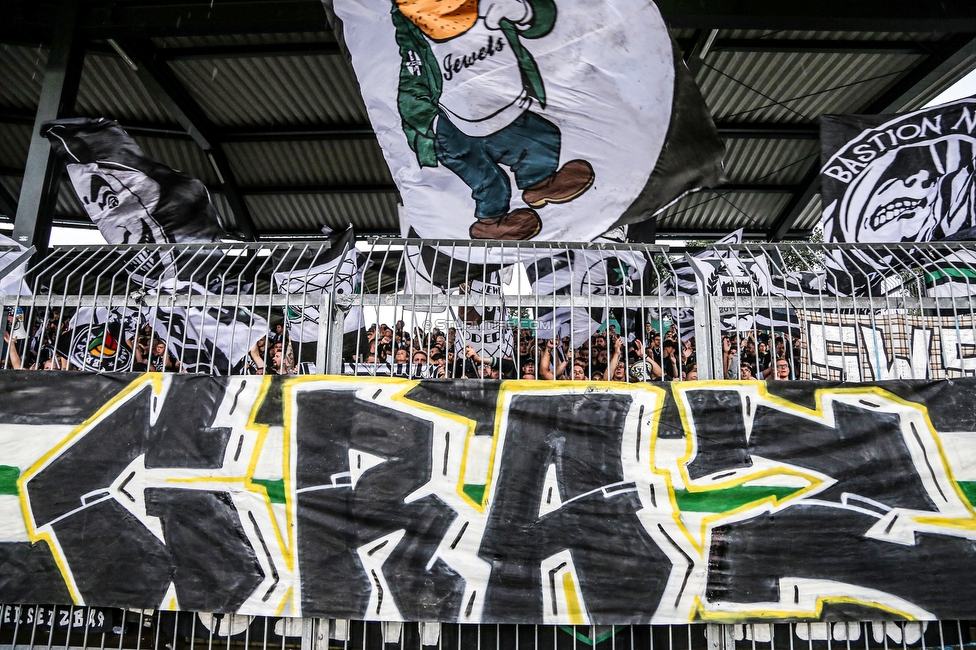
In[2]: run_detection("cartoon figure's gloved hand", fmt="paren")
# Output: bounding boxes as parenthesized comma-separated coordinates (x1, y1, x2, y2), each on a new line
(482, 0, 533, 30)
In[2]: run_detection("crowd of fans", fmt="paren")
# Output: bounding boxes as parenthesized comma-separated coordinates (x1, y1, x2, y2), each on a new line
(1, 308, 303, 375)
(347, 318, 803, 382)
(2, 307, 804, 381)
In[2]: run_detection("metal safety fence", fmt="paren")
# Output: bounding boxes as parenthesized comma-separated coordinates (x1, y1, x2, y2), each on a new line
(1, 239, 975, 383)
(1, 606, 972, 650)
(2, 239, 976, 648)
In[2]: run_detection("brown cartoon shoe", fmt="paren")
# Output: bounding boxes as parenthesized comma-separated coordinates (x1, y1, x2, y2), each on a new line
(523, 159, 595, 208)
(469, 209, 543, 240)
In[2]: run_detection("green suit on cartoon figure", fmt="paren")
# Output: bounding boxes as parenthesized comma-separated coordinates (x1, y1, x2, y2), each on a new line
(393, 0, 595, 240)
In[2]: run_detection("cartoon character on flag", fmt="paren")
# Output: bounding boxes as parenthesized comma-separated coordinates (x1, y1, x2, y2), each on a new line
(393, 0, 594, 240)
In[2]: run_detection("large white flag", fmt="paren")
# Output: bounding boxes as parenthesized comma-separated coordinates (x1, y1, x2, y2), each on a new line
(323, 0, 723, 242)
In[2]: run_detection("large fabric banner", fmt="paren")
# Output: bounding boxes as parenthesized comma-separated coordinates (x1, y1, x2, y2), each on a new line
(821, 97, 976, 246)
(42, 118, 225, 245)
(323, 0, 724, 241)
(819, 98, 976, 295)
(796, 309, 976, 381)
(4, 373, 976, 623)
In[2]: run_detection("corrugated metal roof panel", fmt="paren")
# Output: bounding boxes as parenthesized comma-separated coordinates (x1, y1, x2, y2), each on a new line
(224, 139, 392, 186)
(2, 175, 88, 219)
(0, 176, 20, 218)
(699, 51, 924, 123)
(76, 53, 175, 123)
(0, 44, 46, 110)
(246, 193, 400, 232)
(0, 124, 31, 169)
(722, 138, 819, 185)
(656, 191, 792, 232)
(132, 135, 218, 185)
(170, 55, 368, 127)
(794, 195, 824, 231)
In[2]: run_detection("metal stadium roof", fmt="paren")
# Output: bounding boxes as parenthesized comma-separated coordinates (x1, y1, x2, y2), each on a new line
(2, 0, 975, 251)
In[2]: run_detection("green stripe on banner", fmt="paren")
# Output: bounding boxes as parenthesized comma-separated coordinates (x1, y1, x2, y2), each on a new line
(925, 268, 976, 283)
(673, 486, 801, 512)
(462, 483, 486, 505)
(0, 465, 19, 496)
(958, 482, 976, 508)
(251, 478, 286, 504)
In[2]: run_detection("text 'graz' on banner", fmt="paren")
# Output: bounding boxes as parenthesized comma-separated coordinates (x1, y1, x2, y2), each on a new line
(2, 373, 976, 624)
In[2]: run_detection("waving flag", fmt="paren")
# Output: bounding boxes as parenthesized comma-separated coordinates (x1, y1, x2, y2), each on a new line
(144, 281, 267, 375)
(272, 226, 366, 343)
(41, 117, 225, 245)
(525, 246, 648, 346)
(820, 97, 976, 295)
(322, 0, 724, 242)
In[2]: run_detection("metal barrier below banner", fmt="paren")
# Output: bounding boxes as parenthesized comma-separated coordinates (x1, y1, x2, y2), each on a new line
(2, 609, 972, 650)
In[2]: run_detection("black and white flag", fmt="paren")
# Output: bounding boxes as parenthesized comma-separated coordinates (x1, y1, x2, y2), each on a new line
(57, 307, 138, 372)
(42, 118, 225, 245)
(143, 280, 267, 374)
(822, 97, 976, 245)
(661, 229, 742, 341)
(820, 97, 976, 295)
(525, 247, 647, 346)
(272, 226, 366, 343)
(450, 276, 515, 361)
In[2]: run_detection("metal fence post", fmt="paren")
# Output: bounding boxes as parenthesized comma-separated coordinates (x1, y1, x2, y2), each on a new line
(694, 294, 716, 380)
(315, 293, 331, 374)
(325, 297, 346, 375)
(300, 617, 316, 650)
(707, 623, 736, 650)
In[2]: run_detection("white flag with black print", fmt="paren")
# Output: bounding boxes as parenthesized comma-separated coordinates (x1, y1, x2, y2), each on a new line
(41, 118, 225, 245)
(450, 273, 516, 362)
(143, 280, 268, 375)
(272, 226, 366, 342)
(525, 246, 647, 347)
(322, 0, 724, 243)
(0, 233, 30, 297)
(820, 96, 976, 295)
(661, 229, 742, 341)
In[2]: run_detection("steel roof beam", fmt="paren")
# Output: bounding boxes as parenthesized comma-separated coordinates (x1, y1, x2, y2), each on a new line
(237, 184, 398, 196)
(118, 38, 259, 241)
(684, 29, 717, 78)
(12, 0, 84, 260)
(708, 184, 799, 194)
(157, 41, 342, 60)
(219, 125, 377, 142)
(81, 1, 328, 38)
(766, 33, 976, 241)
(657, 0, 976, 32)
(716, 122, 819, 139)
(8, 1, 976, 40)
(711, 38, 931, 55)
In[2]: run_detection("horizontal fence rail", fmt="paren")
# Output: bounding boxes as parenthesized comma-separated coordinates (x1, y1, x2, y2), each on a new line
(2, 606, 973, 650)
